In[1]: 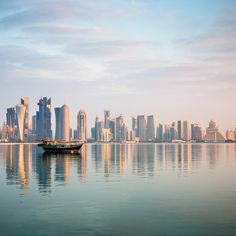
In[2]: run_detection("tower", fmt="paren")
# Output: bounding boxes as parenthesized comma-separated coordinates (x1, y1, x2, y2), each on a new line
(77, 109, 87, 141)
(137, 115, 146, 141)
(36, 97, 52, 140)
(55, 105, 70, 142)
(146, 115, 155, 141)
(104, 110, 110, 129)
(21, 97, 29, 136)
(16, 104, 26, 141)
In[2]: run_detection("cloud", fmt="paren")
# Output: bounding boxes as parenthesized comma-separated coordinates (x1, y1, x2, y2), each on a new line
(23, 24, 104, 35)
(0, 0, 145, 29)
(65, 40, 158, 58)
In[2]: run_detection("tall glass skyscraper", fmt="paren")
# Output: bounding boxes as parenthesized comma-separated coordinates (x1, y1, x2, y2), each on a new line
(146, 115, 155, 141)
(177, 120, 183, 140)
(55, 107, 62, 140)
(16, 104, 26, 141)
(21, 97, 29, 136)
(137, 115, 146, 141)
(183, 120, 191, 141)
(94, 116, 100, 141)
(54, 105, 70, 142)
(104, 110, 110, 129)
(77, 109, 87, 141)
(36, 97, 52, 140)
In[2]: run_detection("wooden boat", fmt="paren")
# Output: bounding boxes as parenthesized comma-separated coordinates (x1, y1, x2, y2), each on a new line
(38, 140, 83, 153)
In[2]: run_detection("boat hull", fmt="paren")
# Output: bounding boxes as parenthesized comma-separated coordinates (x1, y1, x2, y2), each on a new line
(39, 143, 83, 154)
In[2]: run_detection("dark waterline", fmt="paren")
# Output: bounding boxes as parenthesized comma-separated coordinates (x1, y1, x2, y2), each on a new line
(0, 143, 236, 236)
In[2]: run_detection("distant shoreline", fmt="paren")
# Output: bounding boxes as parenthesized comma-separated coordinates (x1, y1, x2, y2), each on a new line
(0, 141, 235, 145)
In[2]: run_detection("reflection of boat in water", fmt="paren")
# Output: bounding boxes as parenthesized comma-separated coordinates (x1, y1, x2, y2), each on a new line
(38, 140, 83, 154)
(42, 152, 81, 159)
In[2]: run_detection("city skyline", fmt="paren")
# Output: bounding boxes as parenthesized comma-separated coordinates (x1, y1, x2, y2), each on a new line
(0, 0, 236, 133)
(1, 95, 235, 136)
(1, 96, 235, 143)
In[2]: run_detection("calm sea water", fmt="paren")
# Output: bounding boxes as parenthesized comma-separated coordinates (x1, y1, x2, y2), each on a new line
(0, 143, 236, 236)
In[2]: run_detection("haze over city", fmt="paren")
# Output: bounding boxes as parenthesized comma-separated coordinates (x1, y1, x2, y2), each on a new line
(0, 0, 236, 132)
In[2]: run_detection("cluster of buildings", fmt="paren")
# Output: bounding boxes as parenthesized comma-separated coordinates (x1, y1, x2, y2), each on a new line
(0, 96, 235, 143)
(1, 97, 87, 142)
(90, 112, 232, 143)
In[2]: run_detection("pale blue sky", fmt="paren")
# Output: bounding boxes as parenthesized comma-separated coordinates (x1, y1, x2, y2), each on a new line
(0, 0, 236, 133)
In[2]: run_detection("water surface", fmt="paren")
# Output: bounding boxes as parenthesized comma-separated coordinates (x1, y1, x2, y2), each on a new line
(0, 143, 236, 235)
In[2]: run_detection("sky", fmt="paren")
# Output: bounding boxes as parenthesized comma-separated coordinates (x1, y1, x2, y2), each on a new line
(0, 0, 236, 134)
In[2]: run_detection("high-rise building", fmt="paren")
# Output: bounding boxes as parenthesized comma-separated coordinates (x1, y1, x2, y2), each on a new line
(177, 120, 183, 140)
(6, 107, 16, 140)
(170, 122, 178, 140)
(61, 105, 70, 142)
(16, 104, 26, 141)
(132, 117, 137, 133)
(156, 123, 163, 141)
(191, 123, 203, 141)
(36, 97, 52, 140)
(21, 97, 29, 136)
(163, 124, 170, 141)
(91, 127, 95, 139)
(204, 120, 225, 143)
(32, 115, 36, 134)
(55, 107, 62, 140)
(77, 109, 87, 141)
(104, 110, 110, 129)
(109, 119, 116, 141)
(54, 104, 70, 142)
(146, 115, 155, 141)
(115, 115, 124, 141)
(6, 107, 16, 128)
(94, 116, 100, 141)
(183, 120, 191, 141)
(137, 115, 146, 141)
(121, 123, 128, 141)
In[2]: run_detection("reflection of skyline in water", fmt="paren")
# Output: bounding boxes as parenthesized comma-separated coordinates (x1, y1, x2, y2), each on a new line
(5, 144, 31, 188)
(1, 143, 236, 193)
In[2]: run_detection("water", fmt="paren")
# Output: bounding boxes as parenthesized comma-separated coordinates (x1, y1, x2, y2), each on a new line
(0, 143, 236, 236)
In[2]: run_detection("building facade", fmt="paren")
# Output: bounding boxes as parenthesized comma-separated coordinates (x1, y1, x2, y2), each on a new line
(77, 109, 87, 141)
(36, 97, 52, 140)
(16, 104, 26, 141)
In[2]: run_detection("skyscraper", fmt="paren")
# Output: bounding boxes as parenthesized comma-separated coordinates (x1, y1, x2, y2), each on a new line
(146, 115, 155, 141)
(115, 114, 124, 141)
(163, 124, 170, 141)
(16, 104, 26, 141)
(55, 105, 70, 142)
(104, 110, 110, 129)
(55, 107, 62, 140)
(6, 107, 16, 128)
(170, 122, 178, 140)
(109, 119, 116, 141)
(61, 105, 70, 142)
(177, 120, 183, 140)
(21, 97, 29, 136)
(77, 109, 87, 141)
(94, 116, 100, 141)
(121, 123, 128, 141)
(132, 117, 137, 132)
(191, 123, 203, 141)
(32, 115, 36, 135)
(6, 107, 16, 140)
(156, 123, 163, 141)
(183, 120, 191, 141)
(137, 115, 146, 141)
(36, 97, 52, 140)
